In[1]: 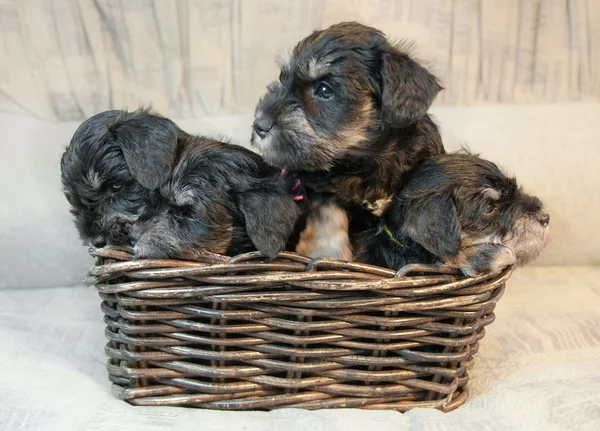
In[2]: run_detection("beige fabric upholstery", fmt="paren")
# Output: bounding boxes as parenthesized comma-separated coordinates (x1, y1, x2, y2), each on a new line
(1, 0, 599, 121)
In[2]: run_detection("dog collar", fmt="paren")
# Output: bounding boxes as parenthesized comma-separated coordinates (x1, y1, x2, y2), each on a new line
(281, 168, 305, 201)
(383, 223, 404, 248)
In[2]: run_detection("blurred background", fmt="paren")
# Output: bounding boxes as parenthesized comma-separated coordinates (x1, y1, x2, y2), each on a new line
(1, 0, 599, 288)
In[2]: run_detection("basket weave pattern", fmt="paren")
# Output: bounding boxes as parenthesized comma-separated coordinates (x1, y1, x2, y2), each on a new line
(91, 247, 510, 412)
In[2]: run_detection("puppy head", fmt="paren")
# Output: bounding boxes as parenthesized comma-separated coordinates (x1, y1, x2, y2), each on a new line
(389, 153, 550, 268)
(251, 21, 441, 170)
(60, 109, 179, 247)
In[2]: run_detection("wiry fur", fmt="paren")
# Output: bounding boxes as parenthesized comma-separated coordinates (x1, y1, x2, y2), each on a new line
(61, 109, 300, 259)
(250, 22, 445, 259)
(354, 153, 551, 276)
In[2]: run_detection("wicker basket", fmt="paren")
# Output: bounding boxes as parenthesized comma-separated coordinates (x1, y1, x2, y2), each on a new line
(90, 246, 511, 412)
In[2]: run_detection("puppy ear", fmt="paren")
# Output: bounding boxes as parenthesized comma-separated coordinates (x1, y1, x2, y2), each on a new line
(110, 110, 179, 190)
(400, 190, 461, 259)
(380, 46, 442, 128)
(239, 191, 301, 258)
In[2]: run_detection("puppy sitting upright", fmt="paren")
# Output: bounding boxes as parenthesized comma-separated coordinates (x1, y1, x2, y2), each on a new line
(251, 22, 444, 259)
(355, 153, 551, 276)
(61, 109, 300, 259)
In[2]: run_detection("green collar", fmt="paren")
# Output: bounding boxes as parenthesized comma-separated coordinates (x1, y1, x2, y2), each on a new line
(383, 223, 404, 248)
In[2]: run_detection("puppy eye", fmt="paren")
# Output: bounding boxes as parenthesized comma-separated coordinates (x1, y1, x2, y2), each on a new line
(315, 82, 333, 99)
(109, 182, 123, 193)
(484, 203, 498, 215)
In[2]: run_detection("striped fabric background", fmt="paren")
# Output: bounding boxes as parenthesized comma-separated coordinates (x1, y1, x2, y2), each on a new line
(1, 0, 598, 121)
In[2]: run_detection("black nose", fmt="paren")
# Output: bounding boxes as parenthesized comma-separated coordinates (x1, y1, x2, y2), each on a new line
(537, 211, 550, 227)
(92, 236, 107, 248)
(253, 119, 273, 139)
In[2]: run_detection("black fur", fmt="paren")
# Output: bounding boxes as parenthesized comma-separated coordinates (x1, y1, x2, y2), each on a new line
(355, 153, 551, 276)
(61, 109, 300, 259)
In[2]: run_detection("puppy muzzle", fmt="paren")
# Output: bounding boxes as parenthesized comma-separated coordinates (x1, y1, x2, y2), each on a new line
(253, 118, 273, 139)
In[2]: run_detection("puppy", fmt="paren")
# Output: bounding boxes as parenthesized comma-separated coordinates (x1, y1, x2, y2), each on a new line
(354, 153, 550, 276)
(61, 109, 300, 260)
(251, 22, 445, 259)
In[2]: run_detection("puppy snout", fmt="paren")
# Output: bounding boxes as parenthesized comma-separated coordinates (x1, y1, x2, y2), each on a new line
(537, 211, 550, 227)
(92, 236, 107, 248)
(253, 119, 273, 139)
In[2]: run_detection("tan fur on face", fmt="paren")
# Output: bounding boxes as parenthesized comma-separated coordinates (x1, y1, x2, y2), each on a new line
(482, 188, 501, 200)
(85, 169, 102, 190)
(296, 200, 353, 260)
(310, 99, 375, 169)
(332, 99, 374, 148)
(504, 214, 550, 265)
(273, 108, 339, 168)
(488, 246, 517, 272)
(455, 208, 549, 271)
(261, 98, 373, 171)
(276, 50, 292, 69)
(460, 231, 503, 247)
(306, 57, 330, 80)
(456, 215, 548, 271)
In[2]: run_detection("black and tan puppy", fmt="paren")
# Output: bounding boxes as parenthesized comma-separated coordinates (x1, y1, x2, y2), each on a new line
(355, 153, 551, 276)
(251, 22, 444, 259)
(61, 109, 300, 260)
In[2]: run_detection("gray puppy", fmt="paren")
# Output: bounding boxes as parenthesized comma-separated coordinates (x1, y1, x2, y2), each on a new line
(355, 152, 551, 276)
(251, 22, 445, 259)
(61, 109, 300, 260)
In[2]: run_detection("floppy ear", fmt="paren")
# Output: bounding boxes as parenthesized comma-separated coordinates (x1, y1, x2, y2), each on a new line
(239, 191, 301, 258)
(380, 46, 442, 128)
(400, 189, 461, 259)
(110, 110, 179, 190)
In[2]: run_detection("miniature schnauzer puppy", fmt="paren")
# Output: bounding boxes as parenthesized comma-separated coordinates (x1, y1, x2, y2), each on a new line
(251, 21, 445, 259)
(61, 109, 300, 260)
(354, 152, 551, 276)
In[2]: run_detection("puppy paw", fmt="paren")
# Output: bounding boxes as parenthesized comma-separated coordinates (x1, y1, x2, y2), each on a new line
(132, 236, 177, 260)
(133, 243, 167, 260)
(177, 245, 229, 264)
(487, 246, 516, 273)
(449, 244, 516, 277)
